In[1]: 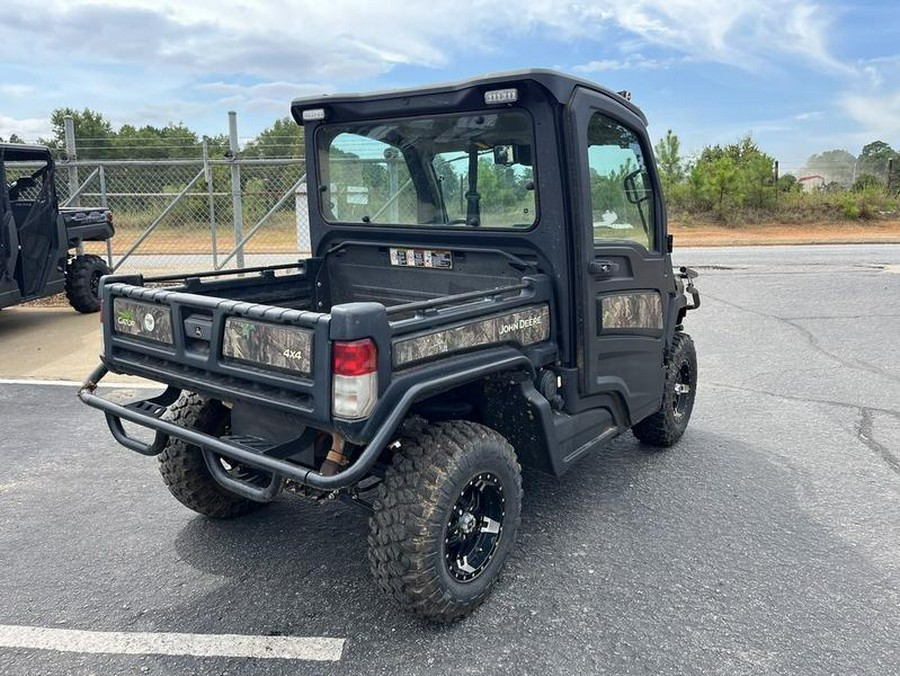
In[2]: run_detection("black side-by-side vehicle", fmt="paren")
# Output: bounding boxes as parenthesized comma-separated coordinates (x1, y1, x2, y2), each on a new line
(79, 70, 700, 622)
(1, 143, 113, 313)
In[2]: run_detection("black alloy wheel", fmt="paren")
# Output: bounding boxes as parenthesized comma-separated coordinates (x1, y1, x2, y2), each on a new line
(368, 420, 523, 622)
(672, 360, 693, 422)
(631, 331, 697, 447)
(444, 472, 506, 582)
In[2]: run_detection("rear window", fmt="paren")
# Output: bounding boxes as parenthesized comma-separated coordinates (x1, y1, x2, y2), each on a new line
(316, 110, 537, 229)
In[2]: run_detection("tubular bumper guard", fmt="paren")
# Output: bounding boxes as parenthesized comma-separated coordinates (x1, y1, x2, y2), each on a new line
(77, 363, 378, 492)
(78, 354, 532, 493)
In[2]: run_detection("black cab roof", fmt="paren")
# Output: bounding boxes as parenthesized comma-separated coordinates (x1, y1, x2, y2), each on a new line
(0, 144, 53, 163)
(291, 68, 646, 125)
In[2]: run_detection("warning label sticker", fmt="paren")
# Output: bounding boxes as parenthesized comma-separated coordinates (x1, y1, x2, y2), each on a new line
(389, 248, 453, 270)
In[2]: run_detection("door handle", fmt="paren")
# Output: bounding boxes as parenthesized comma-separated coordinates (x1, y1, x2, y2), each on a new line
(589, 260, 618, 277)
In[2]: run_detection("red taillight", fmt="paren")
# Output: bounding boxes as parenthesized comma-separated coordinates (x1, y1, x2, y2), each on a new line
(333, 339, 377, 377)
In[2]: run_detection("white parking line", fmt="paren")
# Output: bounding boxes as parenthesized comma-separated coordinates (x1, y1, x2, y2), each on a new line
(0, 625, 345, 661)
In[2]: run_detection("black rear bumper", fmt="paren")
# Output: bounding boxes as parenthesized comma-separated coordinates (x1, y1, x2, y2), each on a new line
(79, 351, 534, 494)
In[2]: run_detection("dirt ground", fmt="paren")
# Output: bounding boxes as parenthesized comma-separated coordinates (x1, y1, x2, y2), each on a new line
(84, 219, 900, 257)
(670, 219, 900, 246)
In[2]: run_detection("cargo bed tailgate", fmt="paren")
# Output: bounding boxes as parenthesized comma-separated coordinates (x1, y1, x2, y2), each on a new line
(102, 281, 332, 423)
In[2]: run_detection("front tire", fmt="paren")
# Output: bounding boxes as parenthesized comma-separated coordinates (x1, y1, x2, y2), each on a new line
(368, 420, 523, 623)
(65, 254, 109, 313)
(158, 393, 274, 518)
(632, 332, 697, 447)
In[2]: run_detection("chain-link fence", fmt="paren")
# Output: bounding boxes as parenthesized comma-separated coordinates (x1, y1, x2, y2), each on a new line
(55, 154, 308, 276)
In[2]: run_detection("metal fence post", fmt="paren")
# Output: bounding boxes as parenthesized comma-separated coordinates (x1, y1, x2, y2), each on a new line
(98, 165, 113, 267)
(228, 111, 245, 268)
(64, 115, 84, 255)
(203, 137, 218, 268)
(773, 160, 779, 204)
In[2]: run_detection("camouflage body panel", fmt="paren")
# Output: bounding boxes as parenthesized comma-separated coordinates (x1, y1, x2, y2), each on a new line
(112, 298, 174, 344)
(222, 318, 314, 377)
(600, 291, 663, 332)
(394, 304, 550, 368)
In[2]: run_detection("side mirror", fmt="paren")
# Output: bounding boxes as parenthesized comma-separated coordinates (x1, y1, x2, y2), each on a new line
(15, 176, 37, 190)
(493, 145, 515, 166)
(492, 144, 533, 167)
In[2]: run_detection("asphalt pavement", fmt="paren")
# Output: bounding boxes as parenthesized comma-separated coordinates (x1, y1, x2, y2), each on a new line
(0, 244, 898, 675)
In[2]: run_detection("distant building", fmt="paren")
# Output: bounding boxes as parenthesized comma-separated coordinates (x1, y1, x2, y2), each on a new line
(798, 175, 826, 192)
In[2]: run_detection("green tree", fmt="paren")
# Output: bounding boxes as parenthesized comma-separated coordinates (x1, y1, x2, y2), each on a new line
(241, 117, 307, 213)
(777, 174, 802, 193)
(688, 134, 775, 220)
(433, 154, 462, 216)
(475, 159, 533, 224)
(42, 108, 116, 159)
(857, 141, 896, 183)
(243, 117, 305, 159)
(804, 149, 857, 188)
(113, 122, 201, 159)
(852, 173, 882, 192)
(654, 129, 684, 194)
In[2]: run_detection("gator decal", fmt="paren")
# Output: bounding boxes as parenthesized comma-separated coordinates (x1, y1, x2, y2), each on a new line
(222, 318, 314, 376)
(112, 298, 174, 344)
(393, 304, 550, 368)
(600, 291, 663, 332)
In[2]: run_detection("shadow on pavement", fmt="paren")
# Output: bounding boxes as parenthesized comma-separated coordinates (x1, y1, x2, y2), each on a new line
(145, 427, 899, 674)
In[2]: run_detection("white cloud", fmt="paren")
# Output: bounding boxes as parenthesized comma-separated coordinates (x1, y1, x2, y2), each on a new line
(589, 1, 847, 73)
(836, 56, 900, 144)
(857, 55, 900, 89)
(0, 115, 52, 141)
(0, 84, 35, 97)
(574, 54, 688, 72)
(196, 81, 335, 112)
(1, 1, 844, 81)
(249, 83, 332, 99)
(841, 91, 900, 142)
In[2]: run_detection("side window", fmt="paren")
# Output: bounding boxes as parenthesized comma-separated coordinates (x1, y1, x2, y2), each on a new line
(587, 113, 656, 250)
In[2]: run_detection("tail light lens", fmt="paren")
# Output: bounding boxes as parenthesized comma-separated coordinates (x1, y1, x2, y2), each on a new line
(332, 339, 378, 419)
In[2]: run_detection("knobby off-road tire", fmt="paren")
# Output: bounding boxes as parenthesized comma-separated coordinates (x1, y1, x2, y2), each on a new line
(632, 332, 697, 447)
(158, 393, 269, 518)
(65, 254, 109, 313)
(368, 420, 523, 623)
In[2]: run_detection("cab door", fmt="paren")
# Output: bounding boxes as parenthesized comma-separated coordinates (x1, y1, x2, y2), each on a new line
(570, 89, 672, 424)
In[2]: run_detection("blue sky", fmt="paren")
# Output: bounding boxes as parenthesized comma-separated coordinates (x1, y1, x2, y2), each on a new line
(1, 0, 897, 174)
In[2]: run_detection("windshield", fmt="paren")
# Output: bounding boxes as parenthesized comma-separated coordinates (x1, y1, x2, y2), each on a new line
(317, 110, 537, 228)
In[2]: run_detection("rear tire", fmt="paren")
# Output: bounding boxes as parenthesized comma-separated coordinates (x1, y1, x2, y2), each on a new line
(368, 420, 522, 623)
(158, 393, 272, 518)
(632, 332, 697, 447)
(65, 254, 109, 313)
